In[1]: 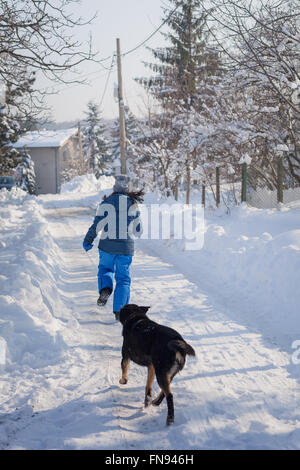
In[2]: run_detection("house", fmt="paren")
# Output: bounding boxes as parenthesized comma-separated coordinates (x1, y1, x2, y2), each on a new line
(14, 128, 80, 195)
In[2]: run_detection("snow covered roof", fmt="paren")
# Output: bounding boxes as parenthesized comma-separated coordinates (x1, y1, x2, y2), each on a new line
(14, 128, 77, 149)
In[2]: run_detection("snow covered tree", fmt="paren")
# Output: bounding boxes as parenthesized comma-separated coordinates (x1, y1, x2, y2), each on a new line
(14, 149, 36, 194)
(141, 0, 219, 106)
(0, 105, 21, 174)
(0, 71, 37, 174)
(136, 0, 223, 200)
(82, 101, 111, 178)
(110, 105, 141, 175)
(128, 107, 186, 197)
(208, 0, 300, 187)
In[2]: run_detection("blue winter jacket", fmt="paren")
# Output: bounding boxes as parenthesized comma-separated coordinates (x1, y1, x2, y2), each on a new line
(83, 192, 142, 255)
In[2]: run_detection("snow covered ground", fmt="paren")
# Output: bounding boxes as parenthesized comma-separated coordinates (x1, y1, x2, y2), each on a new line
(0, 176, 300, 449)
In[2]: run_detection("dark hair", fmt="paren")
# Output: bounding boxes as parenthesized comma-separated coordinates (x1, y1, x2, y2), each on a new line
(127, 189, 145, 204)
(103, 189, 145, 204)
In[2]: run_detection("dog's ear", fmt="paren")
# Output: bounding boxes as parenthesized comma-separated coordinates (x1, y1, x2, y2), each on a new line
(119, 304, 131, 323)
(139, 306, 150, 314)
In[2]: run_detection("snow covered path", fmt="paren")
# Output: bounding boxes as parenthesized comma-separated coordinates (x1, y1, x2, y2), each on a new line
(1, 202, 300, 449)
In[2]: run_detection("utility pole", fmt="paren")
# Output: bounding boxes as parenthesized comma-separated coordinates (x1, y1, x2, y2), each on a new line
(116, 38, 127, 175)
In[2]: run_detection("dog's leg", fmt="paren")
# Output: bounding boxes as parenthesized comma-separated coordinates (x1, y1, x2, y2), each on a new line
(144, 364, 155, 407)
(152, 391, 165, 407)
(166, 392, 174, 426)
(119, 357, 130, 385)
(156, 372, 174, 425)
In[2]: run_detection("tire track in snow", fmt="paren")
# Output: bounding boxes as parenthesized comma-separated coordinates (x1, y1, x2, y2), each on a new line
(56, 210, 168, 448)
(1, 210, 128, 449)
(48, 213, 130, 449)
(136, 244, 300, 448)
(66, 211, 199, 448)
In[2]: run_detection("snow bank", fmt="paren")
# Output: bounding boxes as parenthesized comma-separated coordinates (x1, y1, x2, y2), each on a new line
(0, 174, 115, 370)
(60, 174, 114, 195)
(0, 186, 29, 205)
(0, 192, 66, 368)
(201, 204, 300, 347)
(141, 193, 300, 352)
(38, 173, 115, 214)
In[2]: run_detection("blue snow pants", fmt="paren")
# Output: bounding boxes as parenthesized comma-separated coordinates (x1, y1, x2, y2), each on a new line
(98, 250, 132, 313)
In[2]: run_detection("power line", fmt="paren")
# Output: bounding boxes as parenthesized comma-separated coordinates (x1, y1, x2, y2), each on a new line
(41, 6, 180, 105)
(122, 4, 179, 57)
(95, 3, 180, 65)
(99, 53, 116, 110)
(39, 67, 112, 95)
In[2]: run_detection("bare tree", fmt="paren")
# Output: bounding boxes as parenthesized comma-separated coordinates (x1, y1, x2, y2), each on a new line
(206, 0, 300, 185)
(0, 0, 95, 80)
(0, 0, 97, 117)
(0, 0, 98, 173)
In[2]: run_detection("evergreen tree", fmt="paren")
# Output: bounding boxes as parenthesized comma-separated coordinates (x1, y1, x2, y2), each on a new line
(14, 149, 36, 194)
(136, 0, 223, 200)
(82, 101, 111, 178)
(0, 105, 21, 174)
(0, 72, 36, 174)
(140, 0, 220, 108)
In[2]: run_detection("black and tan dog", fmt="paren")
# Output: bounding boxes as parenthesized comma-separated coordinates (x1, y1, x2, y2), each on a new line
(118, 304, 196, 425)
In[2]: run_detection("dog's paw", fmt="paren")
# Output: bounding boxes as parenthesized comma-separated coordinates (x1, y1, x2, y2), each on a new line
(166, 416, 174, 426)
(144, 396, 152, 408)
(151, 398, 161, 406)
(119, 378, 128, 385)
(152, 393, 165, 407)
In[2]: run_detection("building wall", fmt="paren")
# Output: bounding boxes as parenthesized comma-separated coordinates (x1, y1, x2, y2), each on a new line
(28, 147, 57, 195)
(23, 135, 79, 195)
(57, 136, 78, 190)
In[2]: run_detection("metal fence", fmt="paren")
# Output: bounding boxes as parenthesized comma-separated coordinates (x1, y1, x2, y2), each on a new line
(199, 158, 300, 210)
(245, 159, 300, 209)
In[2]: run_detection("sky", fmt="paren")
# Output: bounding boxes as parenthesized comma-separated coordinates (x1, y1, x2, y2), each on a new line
(40, 0, 170, 124)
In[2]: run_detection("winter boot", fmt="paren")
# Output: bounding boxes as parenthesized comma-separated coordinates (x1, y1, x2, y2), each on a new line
(97, 287, 112, 307)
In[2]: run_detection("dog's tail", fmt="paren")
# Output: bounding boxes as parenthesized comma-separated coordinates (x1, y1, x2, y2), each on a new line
(168, 339, 196, 357)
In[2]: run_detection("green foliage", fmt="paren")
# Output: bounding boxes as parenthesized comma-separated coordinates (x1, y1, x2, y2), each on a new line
(140, 0, 221, 107)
